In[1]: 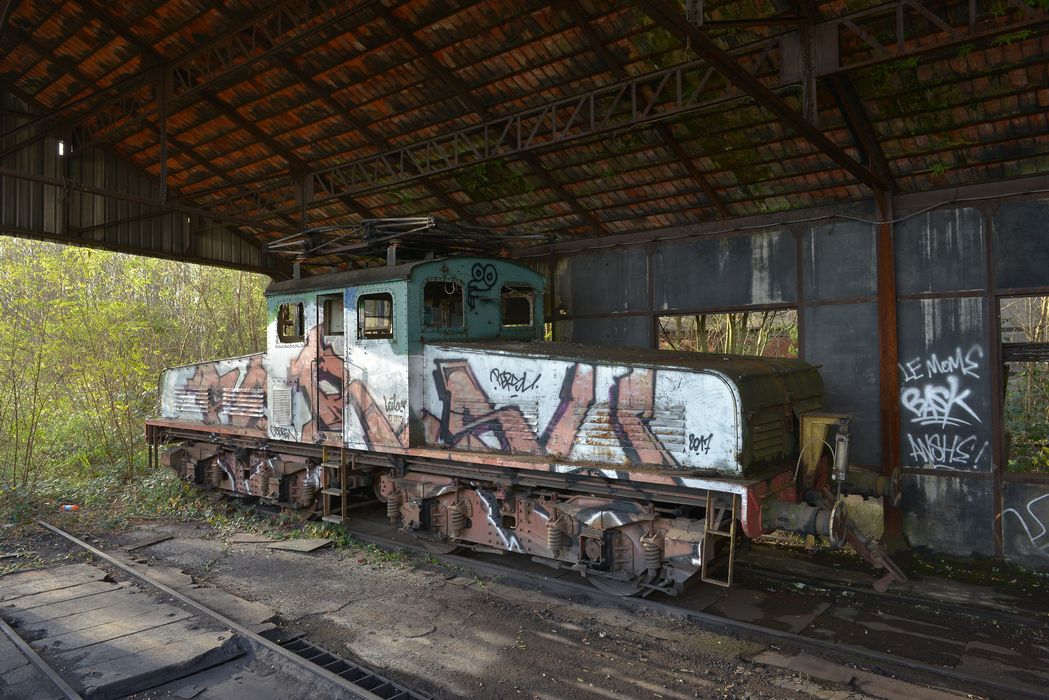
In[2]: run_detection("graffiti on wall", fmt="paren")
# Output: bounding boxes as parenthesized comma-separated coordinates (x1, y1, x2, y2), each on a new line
(898, 344, 990, 470)
(1003, 492, 1049, 556)
(467, 263, 498, 310)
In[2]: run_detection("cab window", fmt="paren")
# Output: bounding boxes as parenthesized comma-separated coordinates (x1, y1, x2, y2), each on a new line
(358, 293, 394, 339)
(320, 294, 344, 336)
(277, 302, 304, 343)
(501, 285, 534, 328)
(424, 280, 464, 330)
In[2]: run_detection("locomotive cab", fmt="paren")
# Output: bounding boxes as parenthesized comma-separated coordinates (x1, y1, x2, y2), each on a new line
(262, 258, 546, 450)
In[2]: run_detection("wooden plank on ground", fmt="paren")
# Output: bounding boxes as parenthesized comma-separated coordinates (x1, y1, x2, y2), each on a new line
(265, 538, 331, 552)
(0, 563, 104, 591)
(54, 618, 226, 669)
(0, 580, 126, 612)
(32, 606, 193, 652)
(17, 593, 178, 638)
(180, 587, 274, 627)
(3, 586, 136, 624)
(77, 631, 243, 699)
(0, 566, 108, 601)
(228, 532, 278, 544)
(124, 533, 174, 551)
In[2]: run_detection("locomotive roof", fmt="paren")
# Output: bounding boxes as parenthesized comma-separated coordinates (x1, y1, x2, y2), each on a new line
(264, 256, 543, 296)
(265, 259, 431, 296)
(428, 340, 819, 382)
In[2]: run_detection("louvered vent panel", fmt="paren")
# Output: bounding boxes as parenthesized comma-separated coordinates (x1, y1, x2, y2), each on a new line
(175, 389, 208, 413)
(751, 415, 786, 460)
(271, 386, 293, 426)
(578, 403, 687, 455)
(221, 388, 265, 419)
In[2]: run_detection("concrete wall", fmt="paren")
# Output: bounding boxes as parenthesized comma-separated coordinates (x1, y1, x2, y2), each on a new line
(545, 196, 1049, 571)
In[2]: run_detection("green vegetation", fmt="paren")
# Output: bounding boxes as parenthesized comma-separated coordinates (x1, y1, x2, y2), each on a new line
(0, 239, 269, 522)
(658, 309, 799, 358)
(1002, 296, 1049, 473)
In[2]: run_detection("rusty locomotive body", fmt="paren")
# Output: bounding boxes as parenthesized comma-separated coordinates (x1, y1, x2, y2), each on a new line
(148, 256, 890, 595)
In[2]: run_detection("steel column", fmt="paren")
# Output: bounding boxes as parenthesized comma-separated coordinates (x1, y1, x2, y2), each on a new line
(875, 191, 902, 537)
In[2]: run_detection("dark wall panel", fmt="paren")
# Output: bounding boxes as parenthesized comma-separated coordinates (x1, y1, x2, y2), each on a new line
(903, 473, 996, 557)
(801, 302, 881, 465)
(651, 229, 796, 310)
(993, 200, 1049, 291)
(553, 248, 648, 315)
(803, 220, 876, 301)
(896, 297, 992, 472)
(553, 316, 650, 348)
(895, 208, 986, 295)
(1002, 481, 1049, 569)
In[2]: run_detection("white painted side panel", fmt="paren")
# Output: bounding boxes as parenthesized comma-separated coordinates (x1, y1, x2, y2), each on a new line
(419, 345, 743, 474)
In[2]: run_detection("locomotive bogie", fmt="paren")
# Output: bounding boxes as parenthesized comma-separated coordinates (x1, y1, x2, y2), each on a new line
(378, 470, 722, 595)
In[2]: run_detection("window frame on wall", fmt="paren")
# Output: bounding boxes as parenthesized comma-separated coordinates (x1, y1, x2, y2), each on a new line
(999, 294, 1049, 474)
(500, 284, 535, 329)
(656, 306, 799, 358)
(276, 301, 305, 344)
(357, 292, 395, 340)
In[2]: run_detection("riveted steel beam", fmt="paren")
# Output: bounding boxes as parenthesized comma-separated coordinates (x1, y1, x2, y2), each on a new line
(795, 0, 895, 193)
(0, 0, 381, 159)
(188, 0, 1049, 226)
(374, 2, 606, 236)
(562, 0, 730, 218)
(0, 0, 19, 45)
(637, 0, 887, 192)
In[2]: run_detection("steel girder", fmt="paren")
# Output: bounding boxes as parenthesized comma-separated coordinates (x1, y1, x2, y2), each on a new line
(189, 0, 1049, 226)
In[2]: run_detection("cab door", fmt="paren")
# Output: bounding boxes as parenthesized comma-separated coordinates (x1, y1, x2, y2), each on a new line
(344, 285, 410, 450)
(314, 293, 345, 442)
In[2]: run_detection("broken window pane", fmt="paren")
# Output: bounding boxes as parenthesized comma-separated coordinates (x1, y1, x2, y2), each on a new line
(501, 285, 534, 327)
(358, 293, 394, 340)
(277, 302, 304, 343)
(423, 280, 464, 329)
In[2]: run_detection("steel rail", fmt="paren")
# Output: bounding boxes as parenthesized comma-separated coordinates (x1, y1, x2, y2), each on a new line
(341, 521, 1049, 700)
(0, 615, 83, 700)
(36, 520, 389, 700)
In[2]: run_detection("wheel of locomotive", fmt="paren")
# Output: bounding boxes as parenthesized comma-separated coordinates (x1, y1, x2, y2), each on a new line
(587, 574, 645, 597)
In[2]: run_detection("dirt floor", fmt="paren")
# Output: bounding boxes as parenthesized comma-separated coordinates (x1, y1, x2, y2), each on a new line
(2, 515, 967, 700)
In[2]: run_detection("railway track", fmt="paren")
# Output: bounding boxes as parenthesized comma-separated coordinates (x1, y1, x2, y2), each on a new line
(733, 557, 1049, 629)
(26, 521, 430, 700)
(334, 511, 1049, 700)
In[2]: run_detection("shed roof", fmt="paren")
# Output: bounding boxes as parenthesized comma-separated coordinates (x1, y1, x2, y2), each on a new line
(1, 0, 1047, 274)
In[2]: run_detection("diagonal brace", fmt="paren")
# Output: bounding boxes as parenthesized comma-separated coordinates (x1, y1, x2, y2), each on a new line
(636, 0, 889, 193)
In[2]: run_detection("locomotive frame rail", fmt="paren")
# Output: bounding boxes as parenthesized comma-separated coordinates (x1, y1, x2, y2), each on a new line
(338, 515, 1048, 700)
(35, 520, 428, 700)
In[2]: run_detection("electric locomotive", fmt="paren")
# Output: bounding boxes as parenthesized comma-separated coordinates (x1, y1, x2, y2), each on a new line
(147, 252, 900, 595)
